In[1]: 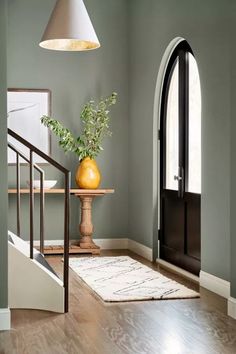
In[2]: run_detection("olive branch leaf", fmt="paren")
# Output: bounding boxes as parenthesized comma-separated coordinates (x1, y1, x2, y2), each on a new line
(41, 92, 117, 161)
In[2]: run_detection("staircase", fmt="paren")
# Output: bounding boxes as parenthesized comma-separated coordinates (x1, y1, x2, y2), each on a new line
(8, 231, 65, 313)
(8, 128, 71, 313)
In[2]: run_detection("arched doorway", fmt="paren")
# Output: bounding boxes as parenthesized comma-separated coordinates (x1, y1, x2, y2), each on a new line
(158, 39, 201, 275)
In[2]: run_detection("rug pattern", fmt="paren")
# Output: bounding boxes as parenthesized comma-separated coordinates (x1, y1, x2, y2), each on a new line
(69, 256, 199, 302)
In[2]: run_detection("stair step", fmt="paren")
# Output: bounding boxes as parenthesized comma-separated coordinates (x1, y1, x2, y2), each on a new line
(8, 232, 59, 278)
(34, 253, 59, 278)
(8, 234, 14, 244)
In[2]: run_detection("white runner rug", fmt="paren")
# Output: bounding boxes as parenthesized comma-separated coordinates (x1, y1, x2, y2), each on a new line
(69, 256, 199, 302)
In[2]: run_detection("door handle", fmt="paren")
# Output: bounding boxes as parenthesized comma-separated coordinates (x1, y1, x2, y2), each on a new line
(174, 175, 182, 181)
(174, 168, 184, 198)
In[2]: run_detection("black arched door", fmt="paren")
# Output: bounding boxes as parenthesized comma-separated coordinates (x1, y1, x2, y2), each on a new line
(160, 41, 201, 275)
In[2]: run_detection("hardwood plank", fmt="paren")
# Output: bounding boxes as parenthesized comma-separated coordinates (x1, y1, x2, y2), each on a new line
(1, 250, 236, 354)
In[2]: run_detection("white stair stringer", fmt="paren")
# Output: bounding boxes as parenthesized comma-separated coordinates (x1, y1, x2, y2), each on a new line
(8, 231, 64, 313)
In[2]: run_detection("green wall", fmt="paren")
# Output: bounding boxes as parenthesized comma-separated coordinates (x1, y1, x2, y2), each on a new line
(7, 0, 236, 289)
(7, 0, 129, 242)
(0, 0, 8, 309)
(128, 0, 231, 281)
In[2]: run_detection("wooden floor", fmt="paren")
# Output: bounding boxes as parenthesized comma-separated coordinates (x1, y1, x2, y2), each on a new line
(1, 250, 236, 354)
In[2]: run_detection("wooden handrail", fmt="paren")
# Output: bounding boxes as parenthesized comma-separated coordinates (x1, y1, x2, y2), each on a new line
(8, 128, 69, 173)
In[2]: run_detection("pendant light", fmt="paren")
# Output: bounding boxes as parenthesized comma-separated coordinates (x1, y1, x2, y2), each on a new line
(39, 0, 100, 51)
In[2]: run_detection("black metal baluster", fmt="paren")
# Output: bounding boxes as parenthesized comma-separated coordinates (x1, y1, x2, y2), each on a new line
(64, 171, 71, 313)
(29, 150, 34, 259)
(16, 153, 21, 237)
(40, 170, 45, 255)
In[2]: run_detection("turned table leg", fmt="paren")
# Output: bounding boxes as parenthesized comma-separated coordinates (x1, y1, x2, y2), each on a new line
(79, 196, 100, 250)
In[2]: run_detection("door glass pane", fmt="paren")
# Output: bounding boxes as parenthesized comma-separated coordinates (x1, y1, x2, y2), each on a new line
(165, 59, 179, 190)
(188, 54, 201, 193)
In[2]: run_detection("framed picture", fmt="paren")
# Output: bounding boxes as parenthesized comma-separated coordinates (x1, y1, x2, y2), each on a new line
(7, 89, 51, 164)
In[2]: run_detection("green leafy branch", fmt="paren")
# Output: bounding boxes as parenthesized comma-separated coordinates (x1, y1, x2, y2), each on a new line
(41, 92, 117, 161)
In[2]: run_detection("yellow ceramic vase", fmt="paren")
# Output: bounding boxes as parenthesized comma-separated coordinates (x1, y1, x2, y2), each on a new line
(75, 157, 101, 189)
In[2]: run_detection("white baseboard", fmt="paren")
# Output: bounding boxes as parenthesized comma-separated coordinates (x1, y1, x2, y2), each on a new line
(32, 238, 152, 260)
(33, 240, 65, 247)
(0, 308, 11, 331)
(228, 297, 236, 319)
(128, 239, 153, 261)
(200, 270, 230, 298)
(156, 258, 199, 283)
(95, 238, 128, 249)
(32, 238, 129, 250)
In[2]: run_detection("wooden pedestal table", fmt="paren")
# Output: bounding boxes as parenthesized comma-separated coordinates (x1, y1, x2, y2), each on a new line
(8, 188, 114, 255)
(71, 189, 114, 255)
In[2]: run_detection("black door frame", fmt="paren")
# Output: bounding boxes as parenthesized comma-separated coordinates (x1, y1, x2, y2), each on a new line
(160, 41, 193, 195)
(159, 40, 201, 274)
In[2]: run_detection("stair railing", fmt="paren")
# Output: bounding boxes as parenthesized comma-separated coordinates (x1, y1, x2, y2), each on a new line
(8, 142, 45, 253)
(8, 128, 71, 313)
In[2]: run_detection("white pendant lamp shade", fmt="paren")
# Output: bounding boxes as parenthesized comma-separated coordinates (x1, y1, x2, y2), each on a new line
(39, 0, 100, 51)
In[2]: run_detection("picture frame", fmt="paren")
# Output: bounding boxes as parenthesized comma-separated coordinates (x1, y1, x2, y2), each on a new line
(7, 88, 52, 164)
